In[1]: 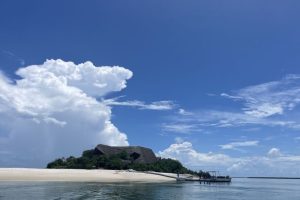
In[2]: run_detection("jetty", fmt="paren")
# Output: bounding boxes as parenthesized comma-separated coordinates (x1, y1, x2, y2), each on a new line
(197, 171, 232, 183)
(146, 171, 231, 183)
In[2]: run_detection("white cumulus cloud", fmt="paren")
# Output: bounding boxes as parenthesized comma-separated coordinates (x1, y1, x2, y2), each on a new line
(0, 59, 132, 167)
(157, 141, 235, 171)
(267, 148, 282, 158)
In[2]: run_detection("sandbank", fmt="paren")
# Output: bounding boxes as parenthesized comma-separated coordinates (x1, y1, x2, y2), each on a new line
(0, 168, 177, 182)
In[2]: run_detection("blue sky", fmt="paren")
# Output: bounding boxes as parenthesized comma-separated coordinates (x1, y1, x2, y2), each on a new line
(1, 1, 300, 176)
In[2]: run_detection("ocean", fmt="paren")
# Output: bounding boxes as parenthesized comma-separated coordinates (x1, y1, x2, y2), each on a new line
(0, 178, 300, 200)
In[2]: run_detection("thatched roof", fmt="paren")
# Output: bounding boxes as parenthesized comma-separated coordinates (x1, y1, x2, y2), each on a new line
(95, 144, 157, 164)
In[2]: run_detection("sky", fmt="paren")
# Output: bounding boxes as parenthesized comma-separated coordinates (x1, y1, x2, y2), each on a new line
(1, 0, 300, 176)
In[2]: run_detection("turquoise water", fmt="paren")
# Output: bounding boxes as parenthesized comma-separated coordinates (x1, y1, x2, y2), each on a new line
(0, 178, 300, 199)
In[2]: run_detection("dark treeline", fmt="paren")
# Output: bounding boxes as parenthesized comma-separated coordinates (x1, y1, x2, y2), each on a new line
(47, 149, 211, 178)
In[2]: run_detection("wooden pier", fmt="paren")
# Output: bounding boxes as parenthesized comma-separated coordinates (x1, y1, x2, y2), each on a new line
(176, 177, 231, 183)
(146, 171, 231, 183)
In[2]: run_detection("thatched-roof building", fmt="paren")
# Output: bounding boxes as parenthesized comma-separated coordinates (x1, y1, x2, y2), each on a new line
(95, 144, 157, 164)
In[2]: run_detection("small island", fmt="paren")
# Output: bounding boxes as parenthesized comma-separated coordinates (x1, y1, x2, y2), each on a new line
(47, 144, 211, 178)
(0, 144, 231, 183)
(0, 144, 230, 182)
(46, 144, 231, 182)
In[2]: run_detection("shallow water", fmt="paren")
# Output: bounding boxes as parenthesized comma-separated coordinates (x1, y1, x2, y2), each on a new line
(0, 178, 300, 200)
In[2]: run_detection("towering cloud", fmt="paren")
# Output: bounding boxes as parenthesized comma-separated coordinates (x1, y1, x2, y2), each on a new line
(0, 59, 132, 167)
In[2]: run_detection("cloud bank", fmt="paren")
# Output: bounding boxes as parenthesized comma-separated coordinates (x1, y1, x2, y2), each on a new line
(0, 59, 132, 167)
(158, 140, 300, 176)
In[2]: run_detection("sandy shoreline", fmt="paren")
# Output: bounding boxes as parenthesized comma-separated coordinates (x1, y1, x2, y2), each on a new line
(0, 168, 176, 182)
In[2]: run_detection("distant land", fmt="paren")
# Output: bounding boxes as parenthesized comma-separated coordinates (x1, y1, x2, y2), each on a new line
(233, 177, 300, 179)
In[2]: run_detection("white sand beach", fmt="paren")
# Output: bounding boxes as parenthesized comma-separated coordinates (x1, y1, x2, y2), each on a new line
(0, 168, 176, 182)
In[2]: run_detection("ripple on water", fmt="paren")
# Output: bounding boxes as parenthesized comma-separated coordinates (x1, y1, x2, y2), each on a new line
(0, 179, 300, 200)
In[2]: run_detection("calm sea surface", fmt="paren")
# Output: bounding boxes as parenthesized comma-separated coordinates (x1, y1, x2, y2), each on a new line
(0, 178, 300, 200)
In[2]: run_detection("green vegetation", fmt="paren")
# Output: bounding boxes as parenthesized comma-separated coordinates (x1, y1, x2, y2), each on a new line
(47, 149, 211, 178)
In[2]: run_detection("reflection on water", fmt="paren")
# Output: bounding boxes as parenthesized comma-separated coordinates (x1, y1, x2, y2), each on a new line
(1, 179, 300, 200)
